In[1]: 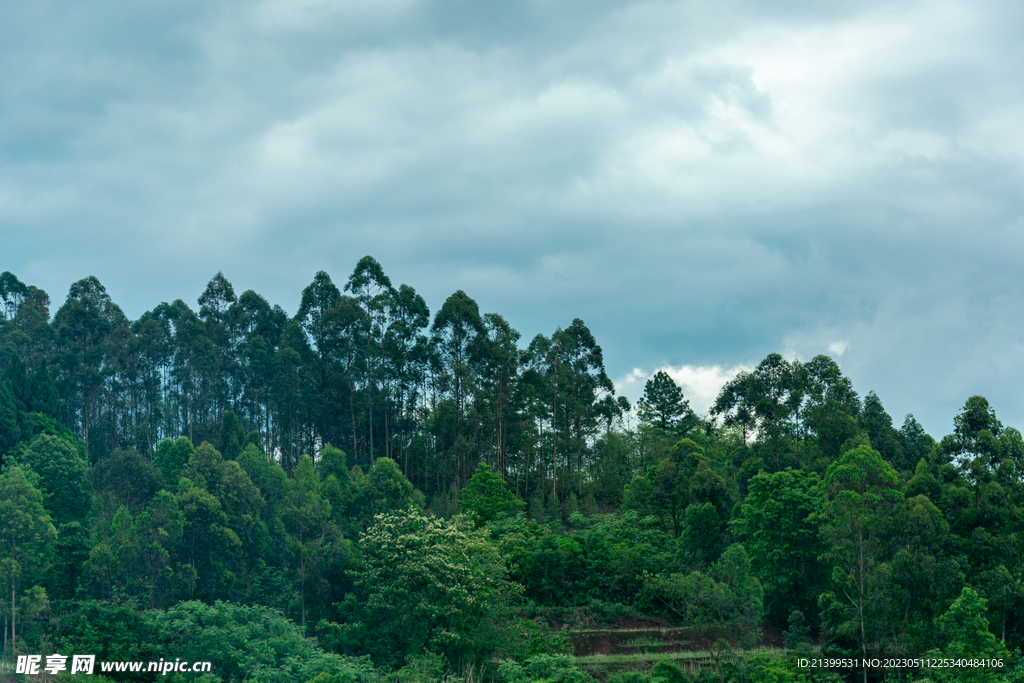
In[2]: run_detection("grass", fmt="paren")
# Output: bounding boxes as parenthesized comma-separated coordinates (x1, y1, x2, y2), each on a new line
(620, 636, 670, 650)
(574, 648, 787, 667)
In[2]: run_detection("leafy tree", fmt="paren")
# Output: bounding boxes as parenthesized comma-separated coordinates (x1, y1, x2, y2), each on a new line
(624, 459, 687, 537)
(460, 462, 525, 524)
(0, 379, 20, 459)
(899, 414, 935, 468)
(498, 654, 591, 683)
(145, 600, 374, 683)
(819, 445, 902, 680)
(53, 276, 126, 460)
(641, 544, 763, 648)
(800, 355, 861, 462)
(680, 502, 725, 570)
(91, 447, 161, 512)
(931, 587, 1009, 682)
(17, 433, 90, 526)
(29, 359, 59, 419)
(176, 478, 241, 600)
(0, 465, 57, 652)
(712, 354, 802, 470)
(284, 455, 333, 628)
(154, 436, 195, 486)
(359, 457, 416, 526)
(738, 468, 826, 625)
(350, 508, 521, 666)
(859, 391, 905, 469)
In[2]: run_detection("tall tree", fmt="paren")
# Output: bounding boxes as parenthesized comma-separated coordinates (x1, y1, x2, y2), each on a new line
(819, 445, 902, 683)
(712, 353, 802, 470)
(431, 291, 485, 489)
(53, 277, 126, 460)
(0, 466, 57, 652)
(638, 371, 694, 434)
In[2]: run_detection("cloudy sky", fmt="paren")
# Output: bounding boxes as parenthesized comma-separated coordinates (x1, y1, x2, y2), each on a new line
(3, 0, 1023, 437)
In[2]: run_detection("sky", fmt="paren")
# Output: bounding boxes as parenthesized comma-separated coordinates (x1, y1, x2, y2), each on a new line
(2, 0, 1023, 438)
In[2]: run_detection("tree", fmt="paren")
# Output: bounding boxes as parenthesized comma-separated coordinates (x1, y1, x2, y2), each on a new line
(800, 355, 860, 461)
(351, 508, 521, 666)
(359, 457, 416, 525)
(899, 414, 935, 470)
(460, 462, 525, 524)
(640, 544, 763, 649)
(284, 455, 332, 628)
(154, 436, 195, 485)
(53, 276, 126, 460)
(17, 433, 90, 526)
(433, 293, 485, 434)
(860, 391, 905, 469)
(638, 371, 694, 434)
(738, 468, 827, 625)
(144, 600, 373, 683)
(932, 587, 1009, 683)
(0, 466, 57, 652)
(819, 445, 902, 683)
(90, 447, 161, 512)
(345, 256, 397, 464)
(712, 354, 802, 470)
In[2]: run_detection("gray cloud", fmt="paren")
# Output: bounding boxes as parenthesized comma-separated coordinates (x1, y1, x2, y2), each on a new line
(3, 0, 1023, 437)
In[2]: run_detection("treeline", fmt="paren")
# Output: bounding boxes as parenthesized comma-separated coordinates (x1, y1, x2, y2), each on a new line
(3, 261, 1024, 683)
(0, 260, 623, 503)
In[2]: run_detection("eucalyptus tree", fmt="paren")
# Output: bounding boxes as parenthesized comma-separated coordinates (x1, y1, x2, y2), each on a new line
(799, 355, 861, 462)
(228, 290, 287, 445)
(554, 319, 616, 496)
(819, 445, 903, 680)
(382, 283, 430, 471)
(198, 272, 238, 426)
(345, 257, 397, 464)
(430, 290, 486, 489)
(296, 271, 344, 451)
(131, 311, 173, 451)
(712, 353, 802, 470)
(53, 277, 129, 460)
(478, 313, 520, 477)
(0, 274, 53, 373)
(859, 391, 905, 469)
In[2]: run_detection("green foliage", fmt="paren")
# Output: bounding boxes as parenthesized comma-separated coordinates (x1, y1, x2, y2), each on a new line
(639, 371, 694, 435)
(641, 544, 763, 648)
(91, 447, 161, 511)
(497, 654, 591, 683)
(739, 468, 826, 625)
(680, 502, 724, 570)
(360, 457, 416, 524)
(926, 587, 1010, 683)
(460, 463, 525, 524)
(0, 464, 57, 651)
(144, 600, 375, 683)
(8, 267, 1024, 673)
(350, 508, 522, 666)
(52, 599, 151, 663)
(155, 436, 195, 485)
(818, 445, 903, 660)
(17, 432, 90, 525)
(651, 660, 692, 683)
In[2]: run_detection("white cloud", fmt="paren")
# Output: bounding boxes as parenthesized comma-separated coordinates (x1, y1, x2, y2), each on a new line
(616, 364, 753, 416)
(828, 341, 848, 356)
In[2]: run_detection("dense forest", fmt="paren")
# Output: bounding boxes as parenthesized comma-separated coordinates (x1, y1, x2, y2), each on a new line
(2, 259, 1024, 683)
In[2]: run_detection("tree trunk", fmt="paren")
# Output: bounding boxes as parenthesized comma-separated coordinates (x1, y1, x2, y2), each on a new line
(860, 527, 867, 683)
(348, 381, 358, 464)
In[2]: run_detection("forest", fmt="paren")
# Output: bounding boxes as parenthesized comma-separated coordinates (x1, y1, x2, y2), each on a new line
(1, 257, 1023, 683)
